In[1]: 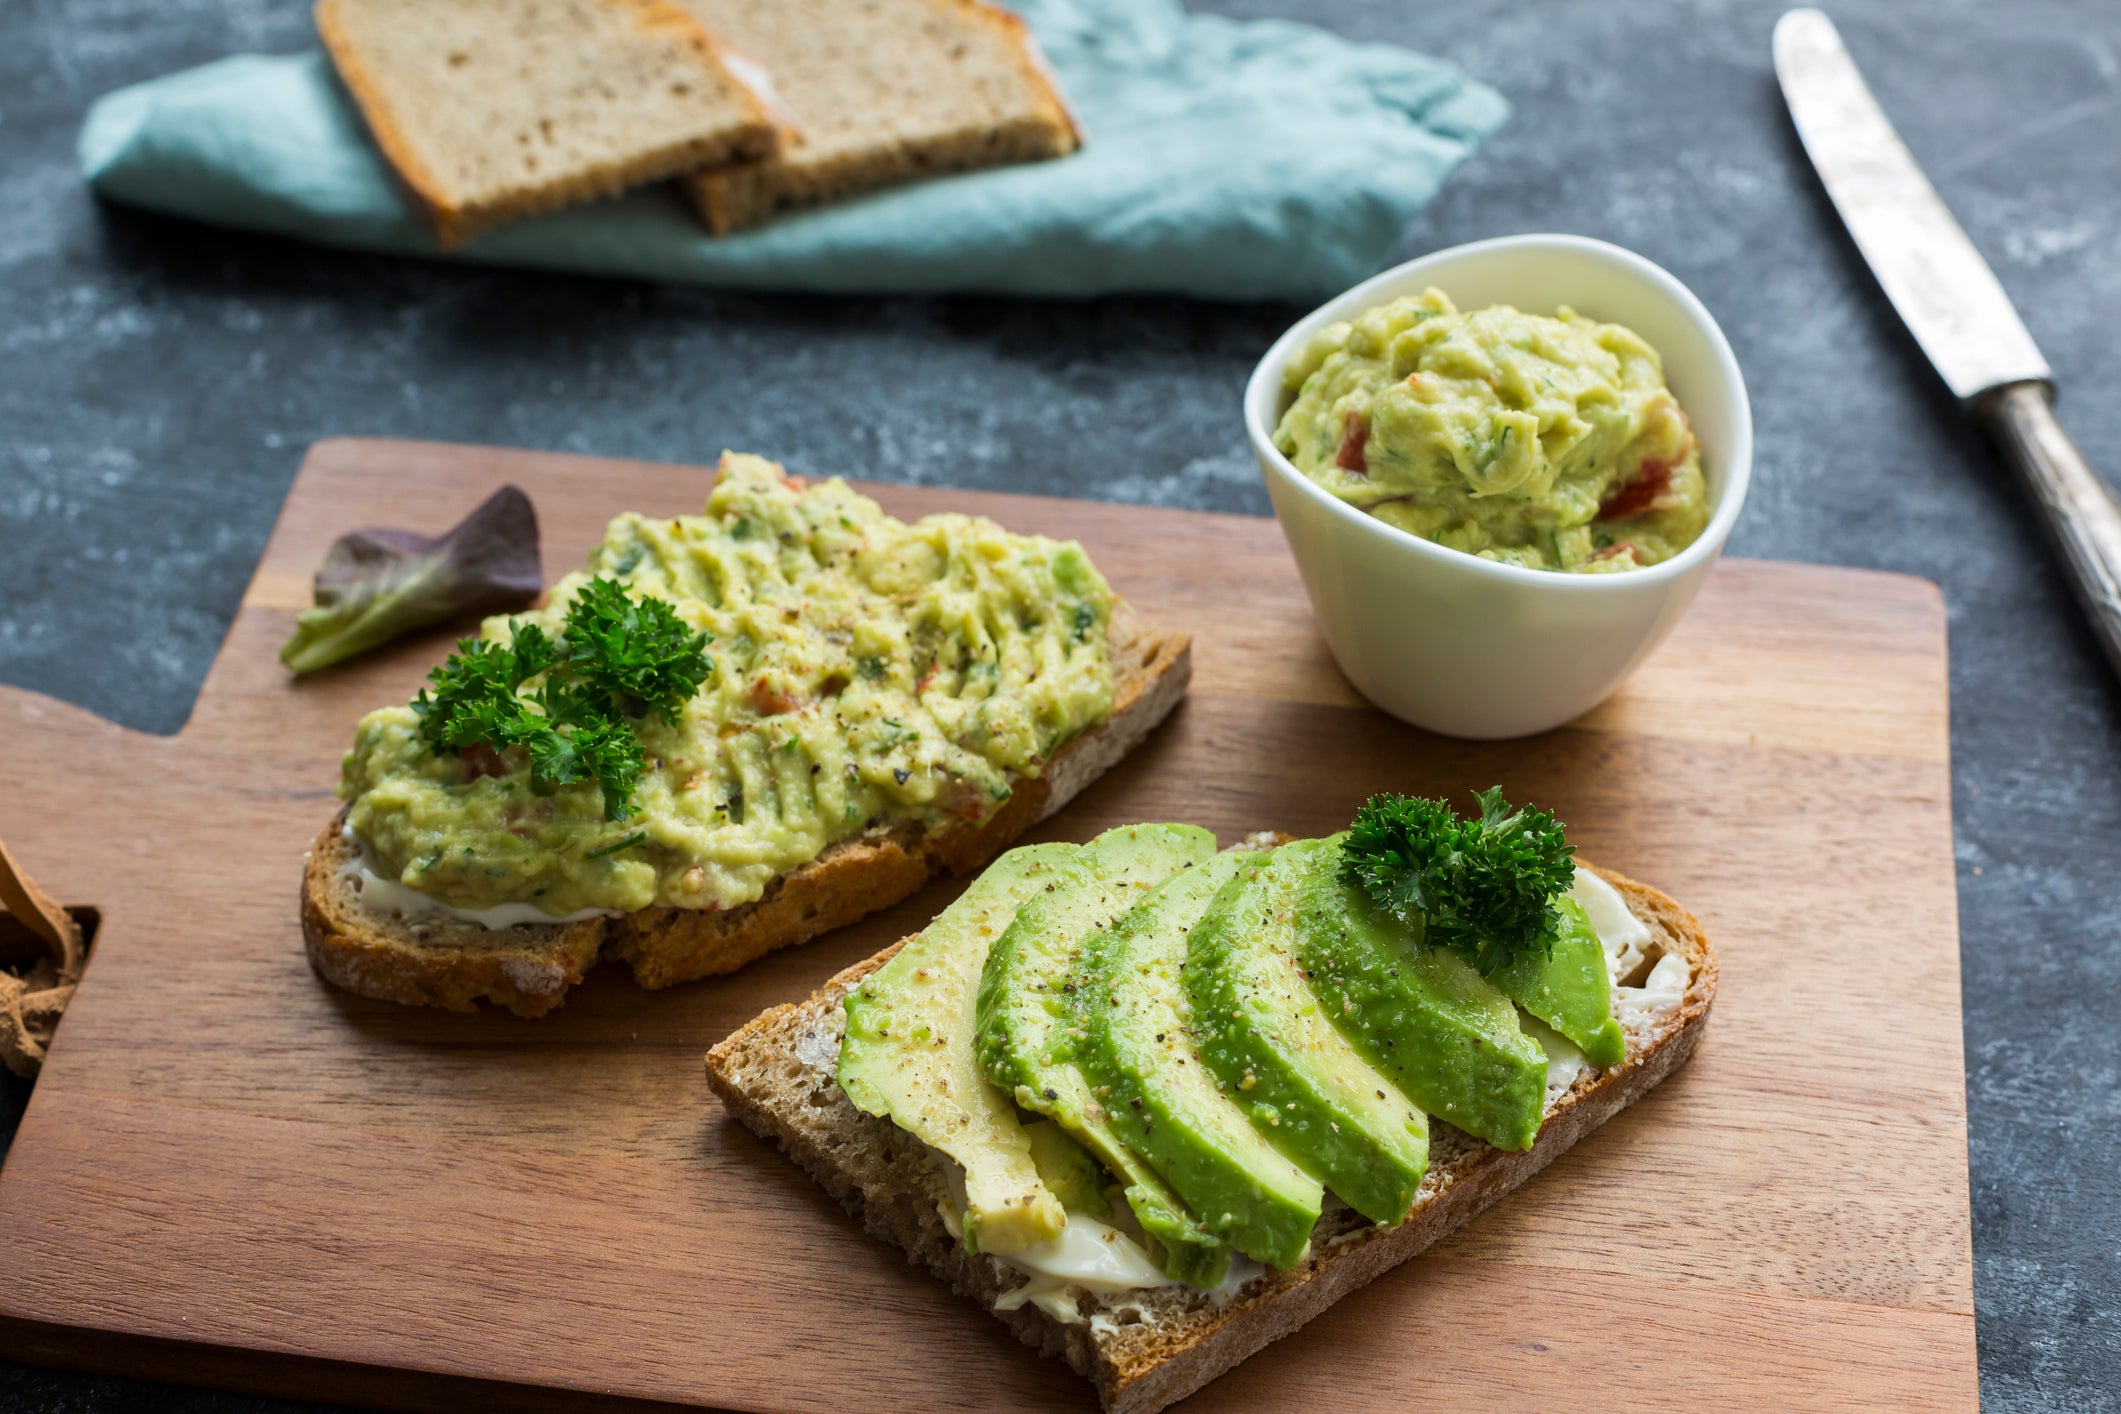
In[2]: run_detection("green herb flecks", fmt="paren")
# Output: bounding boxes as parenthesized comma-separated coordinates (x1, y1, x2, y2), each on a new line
(411, 577, 712, 821)
(1338, 787, 1576, 976)
(585, 830, 650, 860)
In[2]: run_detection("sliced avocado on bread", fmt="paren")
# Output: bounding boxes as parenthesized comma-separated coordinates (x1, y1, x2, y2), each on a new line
(707, 791, 1719, 1414)
(1183, 840, 1430, 1228)
(1074, 847, 1324, 1271)
(1020, 1119, 1111, 1220)
(840, 842, 1077, 1254)
(1292, 848, 1548, 1150)
(973, 824, 1231, 1286)
(1493, 895, 1629, 1067)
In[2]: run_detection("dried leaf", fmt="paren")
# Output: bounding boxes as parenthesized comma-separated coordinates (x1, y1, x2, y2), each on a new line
(0, 840, 81, 980)
(280, 485, 542, 675)
(0, 979, 44, 1076)
(19, 984, 72, 1021)
(0, 843, 83, 1078)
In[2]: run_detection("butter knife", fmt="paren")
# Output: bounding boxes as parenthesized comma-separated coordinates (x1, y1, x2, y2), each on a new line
(1775, 8, 2121, 681)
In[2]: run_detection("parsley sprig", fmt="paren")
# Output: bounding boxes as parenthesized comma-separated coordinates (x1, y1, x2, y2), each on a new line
(411, 578, 712, 821)
(1338, 787, 1576, 975)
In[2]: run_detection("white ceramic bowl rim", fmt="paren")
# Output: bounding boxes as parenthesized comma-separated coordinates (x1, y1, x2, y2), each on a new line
(1243, 233, 1753, 593)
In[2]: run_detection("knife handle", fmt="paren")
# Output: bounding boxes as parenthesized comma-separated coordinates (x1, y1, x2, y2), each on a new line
(1977, 381, 2121, 683)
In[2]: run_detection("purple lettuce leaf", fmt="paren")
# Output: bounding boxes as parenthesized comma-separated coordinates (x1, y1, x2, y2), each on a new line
(280, 485, 542, 675)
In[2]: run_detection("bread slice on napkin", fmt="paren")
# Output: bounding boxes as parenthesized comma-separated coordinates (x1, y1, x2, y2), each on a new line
(704, 866, 1716, 1414)
(675, 0, 1080, 234)
(316, 0, 783, 248)
(303, 607, 1190, 1018)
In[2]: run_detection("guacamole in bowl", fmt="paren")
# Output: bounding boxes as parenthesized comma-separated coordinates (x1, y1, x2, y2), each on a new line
(1272, 289, 1707, 574)
(1241, 233, 1752, 737)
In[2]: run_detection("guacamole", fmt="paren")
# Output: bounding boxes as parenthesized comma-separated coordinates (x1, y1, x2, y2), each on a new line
(1274, 289, 1708, 573)
(340, 454, 1117, 917)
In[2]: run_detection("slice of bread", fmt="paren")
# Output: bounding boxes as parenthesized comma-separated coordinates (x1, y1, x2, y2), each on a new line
(302, 606, 1189, 1018)
(675, 0, 1080, 234)
(704, 865, 1717, 1414)
(316, 0, 784, 249)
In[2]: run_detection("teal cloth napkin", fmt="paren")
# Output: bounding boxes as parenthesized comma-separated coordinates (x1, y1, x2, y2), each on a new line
(78, 0, 1506, 302)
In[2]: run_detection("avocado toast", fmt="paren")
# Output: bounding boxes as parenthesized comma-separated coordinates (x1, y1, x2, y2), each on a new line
(706, 798, 1715, 1414)
(303, 454, 1190, 1016)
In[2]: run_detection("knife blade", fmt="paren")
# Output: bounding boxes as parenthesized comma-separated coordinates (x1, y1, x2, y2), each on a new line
(1775, 8, 2121, 684)
(1774, 8, 2047, 400)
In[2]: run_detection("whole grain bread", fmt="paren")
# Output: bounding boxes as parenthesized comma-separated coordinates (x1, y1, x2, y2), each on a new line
(302, 606, 1189, 1017)
(316, 0, 783, 248)
(675, 0, 1079, 234)
(704, 864, 1717, 1414)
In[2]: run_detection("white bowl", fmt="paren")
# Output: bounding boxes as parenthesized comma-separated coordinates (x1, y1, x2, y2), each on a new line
(1243, 234, 1753, 739)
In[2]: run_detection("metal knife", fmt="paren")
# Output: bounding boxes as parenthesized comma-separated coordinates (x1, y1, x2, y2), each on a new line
(1775, 8, 2121, 681)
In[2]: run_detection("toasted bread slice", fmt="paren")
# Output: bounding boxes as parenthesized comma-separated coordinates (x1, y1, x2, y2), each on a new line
(316, 0, 783, 248)
(675, 0, 1079, 234)
(302, 607, 1189, 1018)
(704, 865, 1716, 1414)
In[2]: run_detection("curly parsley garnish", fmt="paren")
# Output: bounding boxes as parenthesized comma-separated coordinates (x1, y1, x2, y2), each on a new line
(1338, 787, 1576, 976)
(411, 577, 712, 821)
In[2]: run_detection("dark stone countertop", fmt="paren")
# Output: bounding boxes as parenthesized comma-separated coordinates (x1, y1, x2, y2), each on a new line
(2, 1, 2117, 1409)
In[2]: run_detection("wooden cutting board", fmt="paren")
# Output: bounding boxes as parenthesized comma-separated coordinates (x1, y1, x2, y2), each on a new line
(0, 438, 1975, 1412)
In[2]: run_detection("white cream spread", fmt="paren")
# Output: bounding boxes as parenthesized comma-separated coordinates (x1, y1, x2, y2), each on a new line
(1087, 1255, 1266, 1334)
(1514, 866, 1687, 1104)
(1573, 866, 1686, 1033)
(340, 825, 615, 930)
(927, 1145, 1260, 1323)
(1614, 950, 1688, 1032)
(1570, 866, 1652, 984)
(991, 1215, 1178, 1322)
(1520, 1013, 1592, 1105)
(1207, 1255, 1267, 1304)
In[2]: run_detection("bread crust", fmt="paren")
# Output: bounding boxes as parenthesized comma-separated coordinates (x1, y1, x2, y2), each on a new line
(302, 823, 607, 1017)
(703, 864, 1716, 1414)
(982, 0, 1083, 148)
(316, 0, 783, 249)
(301, 609, 1189, 1016)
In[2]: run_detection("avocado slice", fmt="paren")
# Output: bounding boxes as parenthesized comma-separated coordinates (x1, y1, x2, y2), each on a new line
(1022, 1119, 1112, 1220)
(1291, 843, 1548, 1151)
(1185, 841, 1431, 1226)
(975, 824, 1230, 1286)
(1074, 849, 1325, 1269)
(1492, 896, 1625, 1067)
(839, 841, 1080, 1256)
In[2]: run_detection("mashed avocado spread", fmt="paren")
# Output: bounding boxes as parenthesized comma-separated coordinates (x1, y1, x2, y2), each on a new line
(1274, 289, 1708, 573)
(340, 454, 1117, 917)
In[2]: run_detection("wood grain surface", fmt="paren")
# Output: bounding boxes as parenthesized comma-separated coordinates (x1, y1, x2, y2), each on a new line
(0, 438, 1974, 1412)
